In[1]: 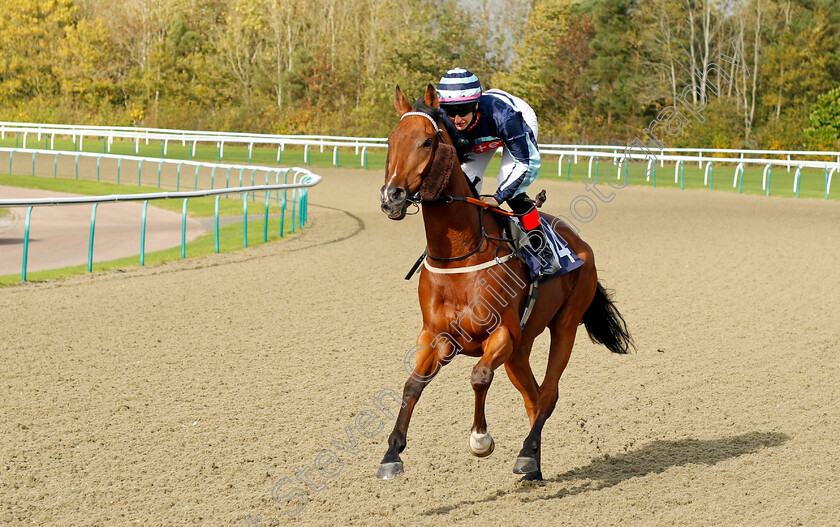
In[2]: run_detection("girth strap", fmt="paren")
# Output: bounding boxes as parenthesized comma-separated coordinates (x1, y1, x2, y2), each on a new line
(423, 253, 516, 274)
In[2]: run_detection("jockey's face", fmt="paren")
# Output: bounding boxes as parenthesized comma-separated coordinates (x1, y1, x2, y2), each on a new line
(444, 103, 477, 131)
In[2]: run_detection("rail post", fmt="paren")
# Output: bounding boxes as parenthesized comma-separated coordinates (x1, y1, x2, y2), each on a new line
(140, 200, 148, 265)
(762, 164, 772, 196)
(214, 195, 221, 253)
(87, 203, 98, 272)
(242, 194, 248, 248)
(21, 206, 33, 281)
(181, 198, 188, 258)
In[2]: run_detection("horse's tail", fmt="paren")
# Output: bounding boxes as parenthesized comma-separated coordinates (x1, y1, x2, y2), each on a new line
(581, 282, 633, 354)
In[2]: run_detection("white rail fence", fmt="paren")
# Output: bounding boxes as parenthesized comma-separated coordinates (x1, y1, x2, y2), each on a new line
(1, 121, 839, 198)
(0, 146, 321, 281)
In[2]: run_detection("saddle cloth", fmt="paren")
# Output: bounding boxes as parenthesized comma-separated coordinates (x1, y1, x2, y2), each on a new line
(509, 215, 585, 283)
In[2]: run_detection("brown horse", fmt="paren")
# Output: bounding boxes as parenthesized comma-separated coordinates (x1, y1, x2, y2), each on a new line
(377, 84, 632, 481)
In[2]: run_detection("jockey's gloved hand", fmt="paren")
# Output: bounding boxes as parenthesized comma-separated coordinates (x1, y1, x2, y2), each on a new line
(480, 196, 500, 208)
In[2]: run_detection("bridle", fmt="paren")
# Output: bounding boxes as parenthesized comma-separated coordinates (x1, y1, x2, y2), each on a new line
(397, 110, 517, 263)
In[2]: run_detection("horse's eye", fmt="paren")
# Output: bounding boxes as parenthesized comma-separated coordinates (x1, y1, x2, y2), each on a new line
(422, 138, 433, 148)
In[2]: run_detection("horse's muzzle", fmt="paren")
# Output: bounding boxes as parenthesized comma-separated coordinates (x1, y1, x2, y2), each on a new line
(380, 185, 408, 220)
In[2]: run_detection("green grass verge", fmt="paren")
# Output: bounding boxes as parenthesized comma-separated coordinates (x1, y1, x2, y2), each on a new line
(4, 134, 834, 200)
(538, 158, 837, 200)
(0, 174, 287, 216)
(0, 175, 302, 286)
(0, 217, 295, 286)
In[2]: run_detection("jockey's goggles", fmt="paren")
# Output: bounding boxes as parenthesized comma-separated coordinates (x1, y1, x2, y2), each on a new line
(443, 103, 477, 118)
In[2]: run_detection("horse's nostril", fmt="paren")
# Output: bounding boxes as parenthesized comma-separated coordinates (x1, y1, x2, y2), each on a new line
(392, 187, 406, 200)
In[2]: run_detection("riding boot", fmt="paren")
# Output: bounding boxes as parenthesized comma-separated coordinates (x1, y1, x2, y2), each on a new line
(527, 226, 561, 276)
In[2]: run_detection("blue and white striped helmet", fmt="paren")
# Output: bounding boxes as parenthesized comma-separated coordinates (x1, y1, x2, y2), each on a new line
(436, 68, 482, 105)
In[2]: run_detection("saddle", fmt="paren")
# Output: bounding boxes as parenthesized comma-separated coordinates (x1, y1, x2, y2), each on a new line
(403, 190, 585, 329)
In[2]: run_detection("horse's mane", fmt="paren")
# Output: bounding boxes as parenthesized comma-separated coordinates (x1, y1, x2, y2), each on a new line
(412, 98, 472, 164)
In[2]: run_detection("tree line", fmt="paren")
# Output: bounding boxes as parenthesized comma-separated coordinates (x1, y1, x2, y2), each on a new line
(1, 0, 838, 149)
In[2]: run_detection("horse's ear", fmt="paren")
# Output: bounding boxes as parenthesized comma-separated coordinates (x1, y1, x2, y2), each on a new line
(419, 143, 456, 201)
(424, 84, 439, 109)
(395, 85, 412, 116)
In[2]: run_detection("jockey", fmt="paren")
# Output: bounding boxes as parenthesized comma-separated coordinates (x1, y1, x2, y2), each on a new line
(436, 67, 560, 276)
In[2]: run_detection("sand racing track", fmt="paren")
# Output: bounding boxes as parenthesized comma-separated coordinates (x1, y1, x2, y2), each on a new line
(1, 166, 838, 526)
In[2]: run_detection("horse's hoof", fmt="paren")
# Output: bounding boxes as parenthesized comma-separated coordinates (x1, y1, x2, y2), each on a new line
(376, 461, 404, 480)
(518, 470, 543, 482)
(468, 431, 495, 457)
(513, 456, 539, 475)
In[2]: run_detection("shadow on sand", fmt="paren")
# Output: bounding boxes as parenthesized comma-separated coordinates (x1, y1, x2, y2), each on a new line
(422, 431, 789, 516)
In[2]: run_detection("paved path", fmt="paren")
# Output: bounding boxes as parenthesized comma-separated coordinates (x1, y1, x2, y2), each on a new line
(0, 186, 204, 275)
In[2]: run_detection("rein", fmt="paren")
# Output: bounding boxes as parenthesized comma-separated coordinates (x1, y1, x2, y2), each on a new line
(400, 109, 517, 264)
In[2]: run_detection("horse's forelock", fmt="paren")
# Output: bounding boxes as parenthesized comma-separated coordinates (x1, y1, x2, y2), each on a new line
(412, 97, 472, 165)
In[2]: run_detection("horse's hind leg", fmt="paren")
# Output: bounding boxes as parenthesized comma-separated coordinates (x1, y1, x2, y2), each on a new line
(513, 316, 579, 481)
(504, 338, 540, 426)
(468, 325, 515, 457)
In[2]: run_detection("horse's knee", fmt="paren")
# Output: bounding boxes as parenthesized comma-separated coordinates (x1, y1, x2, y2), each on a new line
(536, 389, 559, 418)
(402, 377, 425, 400)
(471, 365, 494, 390)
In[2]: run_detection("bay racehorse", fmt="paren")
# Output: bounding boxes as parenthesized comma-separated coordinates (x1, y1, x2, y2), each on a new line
(377, 84, 632, 481)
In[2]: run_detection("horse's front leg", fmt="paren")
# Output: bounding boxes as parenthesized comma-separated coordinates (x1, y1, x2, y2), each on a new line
(377, 331, 449, 480)
(468, 325, 515, 457)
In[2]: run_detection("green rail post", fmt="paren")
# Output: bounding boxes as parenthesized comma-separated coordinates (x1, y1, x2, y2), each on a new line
(160, 140, 164, 158)
(117, 158, 122, 184)
(96, 157, 101, 181)
(54, 153, 58, 178)
(31, 152, 35, 176)
(140, 200, 148, 265)
(709, 163, 714, 191)
(566, 156, 571, 181)
(242, 194, 248, 248)
(680, 161, 685, 190)
(826, 168, 830, 200)
(21, 206, 33, 282)
(737, 164, 744, 193)
(291, 188, 297, 233)
(795, 166, 802, 198)
(9, 150, 13, 174)
(75, 154, 79, 179)
(194, 165, 200, 191)
(594, 158, 599, 180)
(88, 204, 98, 272)
(277, 145, 282, 165)
(103, 137, 107, 153)
(652, 161, 657, 188)
(181, 198, 188, 258)
(280, 190, 286, 237)
(251, 169, 256, 201)
(264, 191, 270, 242)
(225, 167, 231, 188)
(138, 159, 143, 186)
(177, 162, 183, 191)
(157, 161, 162, 188)
(766, 165, 772, 196)
(211, 166, 217, 189)
(214, 195, 221, 253)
